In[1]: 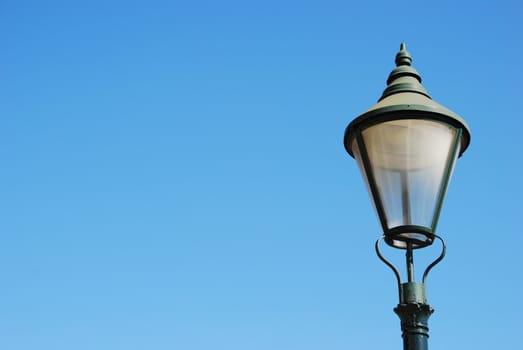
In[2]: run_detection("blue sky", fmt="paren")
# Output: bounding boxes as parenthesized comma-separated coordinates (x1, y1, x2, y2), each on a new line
(1, 1, 522, 349)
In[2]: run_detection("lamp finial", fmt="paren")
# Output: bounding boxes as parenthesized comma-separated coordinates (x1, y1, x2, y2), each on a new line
(395, 43, 412, 67)
(381, 43, 428, 100)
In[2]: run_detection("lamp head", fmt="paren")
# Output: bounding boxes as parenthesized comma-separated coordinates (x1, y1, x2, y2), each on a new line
(344, 44, 470, 249)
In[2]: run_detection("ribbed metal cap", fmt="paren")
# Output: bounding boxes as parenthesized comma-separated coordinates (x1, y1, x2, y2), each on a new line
(380, 43, 429, 100)
(344, 43, 471, 157)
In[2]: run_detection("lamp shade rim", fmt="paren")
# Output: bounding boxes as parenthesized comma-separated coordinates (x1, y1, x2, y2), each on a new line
(384, 225, 435, 249)
(344, 104, 471, 158)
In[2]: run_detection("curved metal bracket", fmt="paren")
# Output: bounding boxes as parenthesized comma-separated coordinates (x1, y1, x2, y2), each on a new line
(375, 235, 447, 298)
(375, 236, 402, 298)
(422, 234, 446, 284)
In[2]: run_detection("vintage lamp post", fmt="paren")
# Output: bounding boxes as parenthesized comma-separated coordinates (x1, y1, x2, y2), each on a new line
(343, 44, 470, 350)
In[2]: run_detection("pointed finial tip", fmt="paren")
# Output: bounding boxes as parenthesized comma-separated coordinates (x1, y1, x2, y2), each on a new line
(395, 42, 412, 67)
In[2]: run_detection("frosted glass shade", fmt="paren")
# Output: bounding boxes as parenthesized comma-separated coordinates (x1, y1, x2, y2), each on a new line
(352, 119, 461, 248)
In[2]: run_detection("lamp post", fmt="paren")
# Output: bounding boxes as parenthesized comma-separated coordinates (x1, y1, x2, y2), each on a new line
(343, 44, 470, 350)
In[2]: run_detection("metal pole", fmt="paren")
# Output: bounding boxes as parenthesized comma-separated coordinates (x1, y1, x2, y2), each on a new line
(394, 246, 434, 350)
(376, 236, 446, 350)
(406, 242, 415, 283)
(394, 294, 433, 350)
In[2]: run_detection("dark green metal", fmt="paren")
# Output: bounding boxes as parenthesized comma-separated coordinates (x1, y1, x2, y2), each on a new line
(381, 43, 430, 99)
(346, 109, 470, 158)
(355, 131, 389, 231)
(395, 283, 433, 350)
(376, 235, 446, 350)
(344, 43, 471, 158)
(344, 43, 471, 249)
(385, 225, 435, 249)
(430, 128, 463, 230)
(406, 242, 415, 282)
(347, 44, 468, 350)
(375, 237, 402, 300)
(396, 245, 433, 350)
(422, 236, 446, 284)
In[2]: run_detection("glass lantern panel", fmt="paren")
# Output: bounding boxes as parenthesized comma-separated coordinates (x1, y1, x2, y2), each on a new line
(353, 119, 459, 234)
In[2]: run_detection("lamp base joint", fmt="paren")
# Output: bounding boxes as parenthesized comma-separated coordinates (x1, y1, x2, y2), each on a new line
(394, 303, 433, 350)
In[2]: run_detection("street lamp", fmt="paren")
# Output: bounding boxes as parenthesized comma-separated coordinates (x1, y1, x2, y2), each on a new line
(343, 43, 470, 350)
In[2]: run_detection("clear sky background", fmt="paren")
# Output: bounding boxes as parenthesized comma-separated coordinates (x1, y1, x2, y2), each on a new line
(1, 1, 522, 349)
